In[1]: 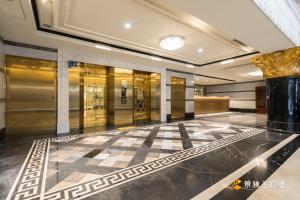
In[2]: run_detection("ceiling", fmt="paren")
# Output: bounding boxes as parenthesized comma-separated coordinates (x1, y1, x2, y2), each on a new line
(0, 0, 297, 85)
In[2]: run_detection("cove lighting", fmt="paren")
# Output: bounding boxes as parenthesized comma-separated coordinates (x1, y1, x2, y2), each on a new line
(95, 44, 112, 51)
(160, 35, 184, 51)
(186, 64, 194, 68)
(150, 56, 162, 61)
(220, 59, 234, 65)
(247, 70, 263, 77)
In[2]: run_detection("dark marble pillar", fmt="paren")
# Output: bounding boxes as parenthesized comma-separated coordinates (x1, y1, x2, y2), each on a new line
(266, 77, 300, 133)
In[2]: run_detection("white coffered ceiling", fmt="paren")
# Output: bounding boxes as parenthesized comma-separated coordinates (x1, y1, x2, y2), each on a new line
(37, 0, 255, 65)
(0, 0, 296, 85)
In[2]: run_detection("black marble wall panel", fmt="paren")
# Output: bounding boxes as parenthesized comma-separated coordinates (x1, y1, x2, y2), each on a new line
(267, 76, 300, 133)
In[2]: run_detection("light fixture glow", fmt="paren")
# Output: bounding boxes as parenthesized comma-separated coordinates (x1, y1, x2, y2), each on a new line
(124, 22, 132, 29)
(198, 48, 204, 53)
(186, 64, 194, 68)
(220, 59, 234, 65)
(95, 44, 112, 51)
(160, 35, 184, 51)
(247, 70, 263, 77)
(150, 56, 162, 61)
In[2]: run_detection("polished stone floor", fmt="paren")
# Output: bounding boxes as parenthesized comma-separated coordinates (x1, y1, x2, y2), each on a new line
(1, 112, 299, 200)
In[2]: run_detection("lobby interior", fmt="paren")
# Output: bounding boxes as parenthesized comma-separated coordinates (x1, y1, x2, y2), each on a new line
(1, 0, 300, 200)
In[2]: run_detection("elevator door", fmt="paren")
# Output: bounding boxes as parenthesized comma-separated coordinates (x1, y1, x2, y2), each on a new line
(83, 64, 108, 128)
(6, 56, 57, 137)
(133, 71, 150, 124)
(171, 77, 185, 120)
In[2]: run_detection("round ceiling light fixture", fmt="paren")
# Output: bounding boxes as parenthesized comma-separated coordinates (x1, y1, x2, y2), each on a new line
(159, 35, 185, 51)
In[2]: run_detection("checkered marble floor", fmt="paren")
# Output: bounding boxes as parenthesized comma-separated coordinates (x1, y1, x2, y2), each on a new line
(6, 119, 266, 200)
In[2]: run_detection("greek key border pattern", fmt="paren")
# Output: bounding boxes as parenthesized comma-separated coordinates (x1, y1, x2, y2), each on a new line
(44, 128, 265, 200)
(50, 130, 122, 142)
(7, 139, 49, 200)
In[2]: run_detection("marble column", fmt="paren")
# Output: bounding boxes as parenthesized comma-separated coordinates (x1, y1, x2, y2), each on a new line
(252, 47, 300, 133)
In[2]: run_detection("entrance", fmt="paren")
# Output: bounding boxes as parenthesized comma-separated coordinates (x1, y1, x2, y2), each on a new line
(256, 86, 267, 114)
(6, 56, 57, 137)
(171, 77, 185, 120)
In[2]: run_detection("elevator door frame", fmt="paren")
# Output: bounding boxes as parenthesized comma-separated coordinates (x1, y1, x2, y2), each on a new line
(171, 76, 186, 120)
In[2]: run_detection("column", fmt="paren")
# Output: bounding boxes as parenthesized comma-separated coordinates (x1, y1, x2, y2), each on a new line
(252, 47, 300, 132)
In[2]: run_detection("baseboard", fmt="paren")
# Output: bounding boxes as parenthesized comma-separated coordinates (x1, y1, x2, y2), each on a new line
(166, 114, 172, 122)
(229, 108, 256, 113)
(0, 128, 6, 145)
(185, 112, 195, 119)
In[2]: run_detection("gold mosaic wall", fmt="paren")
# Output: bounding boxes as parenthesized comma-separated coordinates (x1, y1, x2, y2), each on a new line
(252, 47, 300, 79)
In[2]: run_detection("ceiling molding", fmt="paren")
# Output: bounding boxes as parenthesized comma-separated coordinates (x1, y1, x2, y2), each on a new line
(31, 0, 259, 68)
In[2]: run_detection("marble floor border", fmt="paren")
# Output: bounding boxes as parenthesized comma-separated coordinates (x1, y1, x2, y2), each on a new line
(43, 128, 264, 200)
(192, 134, 299, 200)
(5, 121, 266, 200)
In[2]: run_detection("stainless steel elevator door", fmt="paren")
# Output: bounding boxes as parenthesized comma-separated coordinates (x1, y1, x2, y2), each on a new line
(83, 64, 108, 128)
(6, 56, 57, 137)
(171, 77, 185, 120)
(133, 71, 150, 124)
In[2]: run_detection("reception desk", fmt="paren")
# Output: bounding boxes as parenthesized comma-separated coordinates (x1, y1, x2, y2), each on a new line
(195, 96, 229, 115)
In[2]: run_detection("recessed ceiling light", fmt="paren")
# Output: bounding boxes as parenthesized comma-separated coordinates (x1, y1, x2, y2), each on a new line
(150, 56, 162, 61)
(220, 59, 234, 65)
(160, 35, 184, 51)
(124, 22, 132, 29)
(186, 64, 194, 68)
(95, 44, 112, 51)
(198, 48, 204, 53)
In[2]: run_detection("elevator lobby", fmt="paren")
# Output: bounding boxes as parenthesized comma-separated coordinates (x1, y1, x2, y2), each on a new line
(1, 0, 300, 200)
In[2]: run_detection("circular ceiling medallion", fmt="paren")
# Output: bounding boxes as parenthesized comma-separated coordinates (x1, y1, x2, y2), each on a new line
(159, 35, 185, 51)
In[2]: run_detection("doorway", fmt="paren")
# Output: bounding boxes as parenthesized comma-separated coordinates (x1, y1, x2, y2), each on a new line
(256, 86, 267, 114)
(171, 77, 185, 120)
(6, 55, 57, 137)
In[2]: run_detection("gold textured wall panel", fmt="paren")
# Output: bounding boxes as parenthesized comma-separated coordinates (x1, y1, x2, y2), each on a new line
(252, 47, 300, 79)
(194, 96, 229, 115)
(133, 71, 150, 124)
(171, 77, 185, 120)
(6, 55, 57, 137)
(69, 63, 81, 131)
(150, 73, 161, 122)
(108, 68, 133, 126)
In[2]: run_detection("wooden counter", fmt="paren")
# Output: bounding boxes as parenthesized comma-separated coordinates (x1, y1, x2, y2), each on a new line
(195, 96, 229, 114)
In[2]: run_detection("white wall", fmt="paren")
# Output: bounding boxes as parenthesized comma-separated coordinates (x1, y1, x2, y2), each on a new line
(57, 49, 167, 133)
(0, 40, 5, 131)
(206, 81, 266, 110)
(166, 70, 194, 116)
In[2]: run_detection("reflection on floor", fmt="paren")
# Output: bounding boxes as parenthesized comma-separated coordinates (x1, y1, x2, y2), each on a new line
(1, 112, 300, 200)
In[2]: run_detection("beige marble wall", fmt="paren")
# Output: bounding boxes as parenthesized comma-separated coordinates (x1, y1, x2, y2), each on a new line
(166, 70, 195, 115)
(206, 81, 266, 110)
